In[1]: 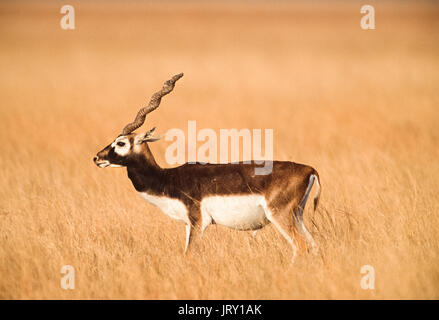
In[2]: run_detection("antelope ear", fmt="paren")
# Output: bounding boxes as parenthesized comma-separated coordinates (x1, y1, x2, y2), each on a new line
(145, 136, 162, 142)
(144, 127, 156, 138)
(137, 127, 162, 144)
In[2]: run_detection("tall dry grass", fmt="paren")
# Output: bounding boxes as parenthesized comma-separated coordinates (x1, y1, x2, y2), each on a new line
(0, 1, 438, 299)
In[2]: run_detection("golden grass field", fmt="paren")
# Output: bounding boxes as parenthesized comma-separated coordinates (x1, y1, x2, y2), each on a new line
(0, 0, 438, 299)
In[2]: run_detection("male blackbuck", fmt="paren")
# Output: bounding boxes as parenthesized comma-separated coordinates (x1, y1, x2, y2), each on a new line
(94, 73, 321, 263)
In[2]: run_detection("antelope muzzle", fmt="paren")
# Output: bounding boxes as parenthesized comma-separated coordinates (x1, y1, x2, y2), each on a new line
(93, 145, 111, 168)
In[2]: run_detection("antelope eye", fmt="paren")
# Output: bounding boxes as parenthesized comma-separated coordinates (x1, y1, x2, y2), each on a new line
(116, 141, 126, 147)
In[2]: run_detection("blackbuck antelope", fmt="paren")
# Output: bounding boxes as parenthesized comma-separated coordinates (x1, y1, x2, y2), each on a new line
(94, 73, 321, 263)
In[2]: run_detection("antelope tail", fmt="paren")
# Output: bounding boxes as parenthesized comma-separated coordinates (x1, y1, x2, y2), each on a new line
(312, 172, 321, 212)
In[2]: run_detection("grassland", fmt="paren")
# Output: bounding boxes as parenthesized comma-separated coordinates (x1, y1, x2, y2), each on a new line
(0, 1, 438, 299)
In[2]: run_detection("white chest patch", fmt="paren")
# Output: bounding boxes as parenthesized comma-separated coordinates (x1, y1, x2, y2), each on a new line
(138, 192, 189, 224)
(201, 195, 269, 230)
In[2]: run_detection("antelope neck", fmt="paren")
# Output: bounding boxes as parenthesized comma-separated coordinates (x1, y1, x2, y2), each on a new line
(126, 152, 165, 194)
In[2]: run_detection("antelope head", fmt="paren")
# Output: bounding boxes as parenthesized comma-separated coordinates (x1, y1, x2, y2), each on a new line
(93, 73, 183, 168)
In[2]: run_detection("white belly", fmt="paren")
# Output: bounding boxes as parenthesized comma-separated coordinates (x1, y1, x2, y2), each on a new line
(201, 195, 268, 230)
(138, 192, 189, 224)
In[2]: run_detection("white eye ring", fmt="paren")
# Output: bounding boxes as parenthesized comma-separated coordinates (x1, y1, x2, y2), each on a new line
(116, 141, 126, 147)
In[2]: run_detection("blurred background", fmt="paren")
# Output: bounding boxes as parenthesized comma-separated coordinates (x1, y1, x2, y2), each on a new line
(0, 0, 438, 299)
